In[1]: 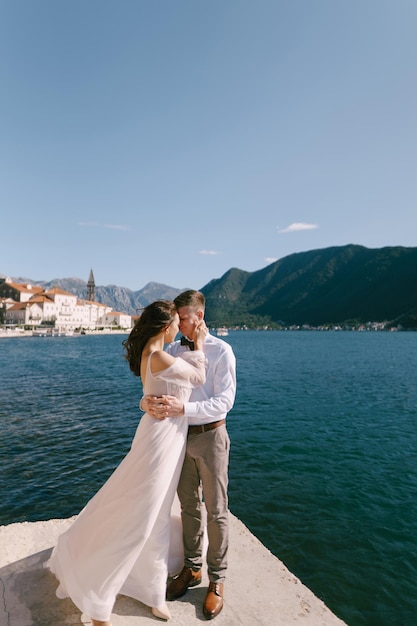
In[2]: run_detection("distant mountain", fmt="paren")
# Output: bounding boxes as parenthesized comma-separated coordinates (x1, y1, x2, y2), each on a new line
(201, 244, 417, 328)
(3, 275, 186, 316)
(4, 244, 417, 327)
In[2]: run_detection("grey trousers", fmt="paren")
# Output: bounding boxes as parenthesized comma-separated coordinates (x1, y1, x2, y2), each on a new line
(177, 425, 230, 583)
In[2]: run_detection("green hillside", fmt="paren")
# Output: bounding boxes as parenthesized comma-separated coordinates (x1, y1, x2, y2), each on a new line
(202, 245, 417, 328)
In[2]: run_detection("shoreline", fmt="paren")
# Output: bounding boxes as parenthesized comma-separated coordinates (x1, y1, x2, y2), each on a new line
(0, 513, 346, 625)
(0, 329, 129, 338)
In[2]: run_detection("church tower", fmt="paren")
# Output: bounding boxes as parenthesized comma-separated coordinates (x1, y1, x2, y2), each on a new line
(87, 269, 96, 302)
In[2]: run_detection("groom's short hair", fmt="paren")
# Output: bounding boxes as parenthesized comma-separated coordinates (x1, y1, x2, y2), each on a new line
(174, 290, 205, 311)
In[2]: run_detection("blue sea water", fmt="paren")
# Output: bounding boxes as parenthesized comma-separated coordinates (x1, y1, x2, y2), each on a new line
(1, 331, 417, 625)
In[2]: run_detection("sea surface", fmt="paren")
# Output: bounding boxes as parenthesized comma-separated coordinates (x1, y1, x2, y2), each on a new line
(1, 331, 416, 625)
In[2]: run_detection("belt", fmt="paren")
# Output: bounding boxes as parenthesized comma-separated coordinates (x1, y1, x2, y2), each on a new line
(188, 419, 225, 435)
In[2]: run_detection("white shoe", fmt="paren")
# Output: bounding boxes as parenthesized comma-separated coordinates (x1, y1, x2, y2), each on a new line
(152, 604, 171, 620)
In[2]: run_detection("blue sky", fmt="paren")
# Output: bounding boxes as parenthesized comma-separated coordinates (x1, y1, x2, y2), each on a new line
(1, 1, 417, 291)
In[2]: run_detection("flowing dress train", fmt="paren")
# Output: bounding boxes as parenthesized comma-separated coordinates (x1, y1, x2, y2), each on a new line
(48, 350, 206, 621)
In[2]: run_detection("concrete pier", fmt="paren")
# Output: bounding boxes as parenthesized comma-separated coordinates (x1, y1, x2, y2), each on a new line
(0, 513, 346, 625)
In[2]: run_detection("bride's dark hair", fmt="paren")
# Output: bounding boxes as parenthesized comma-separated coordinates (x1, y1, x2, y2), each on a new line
(122, 300, 177, 377)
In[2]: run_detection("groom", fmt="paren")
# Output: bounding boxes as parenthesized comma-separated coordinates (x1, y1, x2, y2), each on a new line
(142, 290, 236, 620)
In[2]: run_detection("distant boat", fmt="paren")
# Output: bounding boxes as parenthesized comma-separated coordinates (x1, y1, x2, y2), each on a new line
(32, 328, 53, 337)
(216, 327, 229, 337)
(32, 328, 75, 337)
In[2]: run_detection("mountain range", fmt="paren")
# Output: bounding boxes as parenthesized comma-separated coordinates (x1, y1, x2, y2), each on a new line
(1, 276, 186, 317)
(201, 244, 417, 328)
(3, 244, 417, 328)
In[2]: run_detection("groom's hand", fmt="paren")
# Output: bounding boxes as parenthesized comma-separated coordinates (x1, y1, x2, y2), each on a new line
(141, 395, 184, 419)
(158, 395, 185, 417)
(140, 395, 167, 419)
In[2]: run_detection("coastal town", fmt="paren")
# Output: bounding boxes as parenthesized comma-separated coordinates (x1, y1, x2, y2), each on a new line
(0, 271, 403, 338)
(0, 272, 133, 337)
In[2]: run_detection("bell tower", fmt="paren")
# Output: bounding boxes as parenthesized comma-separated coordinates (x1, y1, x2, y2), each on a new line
(87, 269, 96, 302)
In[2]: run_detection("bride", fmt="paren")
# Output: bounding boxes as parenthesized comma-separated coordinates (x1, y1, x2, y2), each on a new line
(48, 300, 207, 625)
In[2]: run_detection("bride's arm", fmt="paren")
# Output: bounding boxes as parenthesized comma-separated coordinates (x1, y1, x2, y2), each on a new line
(142, 352, 207, 418)
(177, 350, 207, 385)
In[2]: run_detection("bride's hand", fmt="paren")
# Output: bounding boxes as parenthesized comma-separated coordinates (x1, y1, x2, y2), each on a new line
(193, 321, 208, 348)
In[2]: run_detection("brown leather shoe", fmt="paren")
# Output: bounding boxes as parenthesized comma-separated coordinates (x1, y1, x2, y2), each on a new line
(203, 582, 224, 620)
(166, 566, 202, 600)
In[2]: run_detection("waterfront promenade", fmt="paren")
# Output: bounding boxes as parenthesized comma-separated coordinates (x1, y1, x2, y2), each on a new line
(0, 512, 346, 626)
(0, 329, 129, 338)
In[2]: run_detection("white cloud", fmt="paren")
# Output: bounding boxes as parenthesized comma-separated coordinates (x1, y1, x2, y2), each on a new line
(78, 221, 128, 231)
(199, 250, 222, 255)
(277, 222, 319, 233)
(265, 257, 278, 264)
(104, 223, 129, 231)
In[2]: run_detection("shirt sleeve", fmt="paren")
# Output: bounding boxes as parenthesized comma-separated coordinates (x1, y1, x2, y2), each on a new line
(183, 346, 236, 420)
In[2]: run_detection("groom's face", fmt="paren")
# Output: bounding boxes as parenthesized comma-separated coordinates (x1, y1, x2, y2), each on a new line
(177, 305, 203, 339)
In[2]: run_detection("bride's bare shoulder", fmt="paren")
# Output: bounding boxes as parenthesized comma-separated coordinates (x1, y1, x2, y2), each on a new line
(149, 350, 176, 373)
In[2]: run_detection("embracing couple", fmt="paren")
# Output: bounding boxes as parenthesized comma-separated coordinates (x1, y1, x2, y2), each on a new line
(48, 290, 236, 624)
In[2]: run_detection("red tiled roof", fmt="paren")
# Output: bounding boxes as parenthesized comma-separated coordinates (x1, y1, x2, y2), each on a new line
(44, 287, 76, 296)
(77, 299, 107, 306)
(29, 295, 55, 303)
(3, 282, 43, 294)
(7, 303, 28, 311)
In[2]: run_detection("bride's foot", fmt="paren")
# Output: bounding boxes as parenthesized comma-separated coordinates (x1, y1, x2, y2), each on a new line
(91, 620, 112, 626)
(152, 604, 171, 620)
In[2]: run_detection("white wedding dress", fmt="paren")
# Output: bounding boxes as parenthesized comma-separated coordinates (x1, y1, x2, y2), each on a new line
(48, 350, 206, 622)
